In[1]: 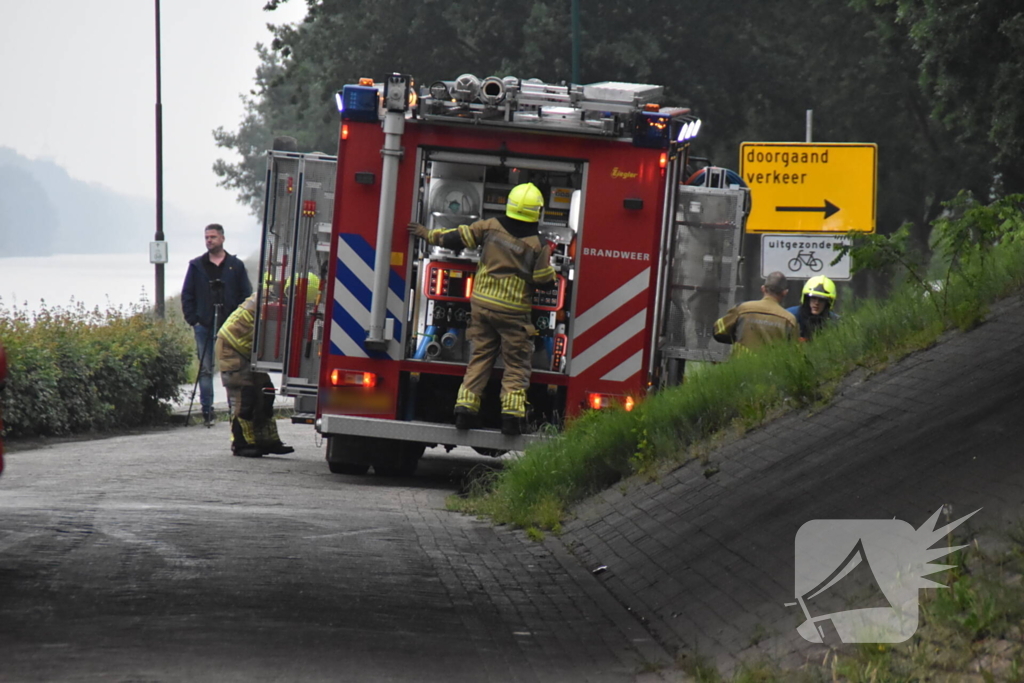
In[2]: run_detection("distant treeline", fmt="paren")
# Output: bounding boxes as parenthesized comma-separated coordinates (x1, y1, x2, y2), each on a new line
(0, 147, 205, 258)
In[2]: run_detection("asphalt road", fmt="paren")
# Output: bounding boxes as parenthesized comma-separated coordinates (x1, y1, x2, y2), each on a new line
(0, 423, 671, 683)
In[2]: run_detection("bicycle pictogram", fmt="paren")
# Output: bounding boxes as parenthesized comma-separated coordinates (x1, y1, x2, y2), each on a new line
(788, 250, 824, 273)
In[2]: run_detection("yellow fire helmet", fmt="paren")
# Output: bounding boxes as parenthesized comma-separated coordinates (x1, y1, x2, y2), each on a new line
(802, 275, 837, 306)
(286, 273, 321, 301)
(505, 182, 543, 223)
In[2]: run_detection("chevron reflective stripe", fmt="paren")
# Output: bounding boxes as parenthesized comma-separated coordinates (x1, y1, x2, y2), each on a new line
(330, 233, 405, 358)
(600, 349, 644, 382)
(571, 308, 647, 377)
(573, 268, 649, 337)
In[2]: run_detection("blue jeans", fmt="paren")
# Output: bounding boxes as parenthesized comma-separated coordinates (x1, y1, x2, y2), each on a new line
(193, 324, 215, 416)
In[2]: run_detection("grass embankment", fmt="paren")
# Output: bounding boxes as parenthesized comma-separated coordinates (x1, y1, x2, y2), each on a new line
(0, 299, 192, 437)
(449, 193, 1024, 532)
(679, 526, 1024, 682)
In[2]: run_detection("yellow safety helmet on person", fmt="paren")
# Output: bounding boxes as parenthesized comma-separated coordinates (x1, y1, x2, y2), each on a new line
(802, 276, 837, 306)
(285, 273, 322, 301)
(263, 271, 322, 301)
(505, 182, 544, 223)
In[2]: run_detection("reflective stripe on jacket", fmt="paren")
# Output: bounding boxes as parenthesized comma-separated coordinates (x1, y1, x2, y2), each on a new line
(426, 217, 554, 313)
(218, 293, 258, 356)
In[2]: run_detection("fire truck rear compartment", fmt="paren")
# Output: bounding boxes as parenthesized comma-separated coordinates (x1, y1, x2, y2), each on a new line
(406, 155, 579, 380)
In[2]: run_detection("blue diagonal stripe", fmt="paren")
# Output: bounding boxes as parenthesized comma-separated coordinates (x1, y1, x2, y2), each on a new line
(331, 232, 406, 359)
(336, 257, 372, 311)
(331, 298, 391, 359)
(341, 232, 406, 308)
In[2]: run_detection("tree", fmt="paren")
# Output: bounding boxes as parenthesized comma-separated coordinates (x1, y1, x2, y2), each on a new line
(214, 0, 1012, 254)
(866, 0, 1024, 191)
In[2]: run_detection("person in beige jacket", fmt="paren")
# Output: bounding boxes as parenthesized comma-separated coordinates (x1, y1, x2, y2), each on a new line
(408, 182, 556, 435)
(714, 271, 798, 353)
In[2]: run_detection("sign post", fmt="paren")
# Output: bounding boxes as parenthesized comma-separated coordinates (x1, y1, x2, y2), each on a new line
(740, 142, 877, 234)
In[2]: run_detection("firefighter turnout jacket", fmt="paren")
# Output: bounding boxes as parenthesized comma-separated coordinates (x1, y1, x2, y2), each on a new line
(714, 295, 798, 352)
(414, 216, 556, 312)
(214, 292, 290, 455)
(217, 293, 258, 365)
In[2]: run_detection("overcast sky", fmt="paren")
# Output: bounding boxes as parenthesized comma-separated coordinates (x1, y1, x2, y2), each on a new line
(0, 0, 309, 257)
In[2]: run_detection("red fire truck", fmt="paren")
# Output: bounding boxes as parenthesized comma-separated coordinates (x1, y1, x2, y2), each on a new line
(253, 72, 748, 476)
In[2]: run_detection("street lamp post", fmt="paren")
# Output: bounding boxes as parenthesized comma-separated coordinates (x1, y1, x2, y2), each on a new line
(153, 0, 166, 318)
(571, 0, 580, 84)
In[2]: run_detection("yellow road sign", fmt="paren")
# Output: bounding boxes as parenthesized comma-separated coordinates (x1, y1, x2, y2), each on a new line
(740, 142, 877, 233)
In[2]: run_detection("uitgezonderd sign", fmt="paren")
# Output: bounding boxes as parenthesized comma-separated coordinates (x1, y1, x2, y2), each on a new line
(740, 142, 877, 234)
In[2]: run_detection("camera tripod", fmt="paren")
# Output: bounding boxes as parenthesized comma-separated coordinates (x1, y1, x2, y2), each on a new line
(185, 281, 225, 427)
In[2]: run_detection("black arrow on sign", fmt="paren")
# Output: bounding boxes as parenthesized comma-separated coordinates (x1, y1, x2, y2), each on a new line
(775, 199, 840, 219)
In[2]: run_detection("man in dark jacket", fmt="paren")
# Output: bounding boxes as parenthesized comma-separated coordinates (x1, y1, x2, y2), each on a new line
(181, 224, 252, 426)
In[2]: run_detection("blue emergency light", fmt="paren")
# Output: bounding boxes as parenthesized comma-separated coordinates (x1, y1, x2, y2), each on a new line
(337, 84, 380, 123)
(632, 111, 672, 149)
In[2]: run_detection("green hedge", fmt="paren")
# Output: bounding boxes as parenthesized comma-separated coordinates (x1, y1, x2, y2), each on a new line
(0, 301, 192, 438)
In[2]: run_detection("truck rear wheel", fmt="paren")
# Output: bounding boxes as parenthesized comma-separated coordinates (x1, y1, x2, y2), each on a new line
(328, 461, 370, 475)
(372, 441, 426, 477)
(326, 436, 371, 475)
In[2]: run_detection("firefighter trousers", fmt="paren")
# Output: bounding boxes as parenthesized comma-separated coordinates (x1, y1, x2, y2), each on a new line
(457, 304, 534, 418)
(219, 345, 283, 450)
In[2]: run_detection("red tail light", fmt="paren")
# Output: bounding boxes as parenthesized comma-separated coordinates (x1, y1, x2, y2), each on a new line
(331, 369, 377, 388)
(587, 393, 637, 411)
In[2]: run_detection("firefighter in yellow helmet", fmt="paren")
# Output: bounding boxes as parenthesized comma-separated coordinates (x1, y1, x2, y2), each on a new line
(285, 273, 321, 302)
(408, 182, 556, 435)
(786, 275, 839, 341)
(216, 292, 294, 457)
(261, 272, 321, 301)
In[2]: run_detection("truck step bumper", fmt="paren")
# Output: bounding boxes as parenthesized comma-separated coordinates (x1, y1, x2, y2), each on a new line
(318, 414, 549, 451)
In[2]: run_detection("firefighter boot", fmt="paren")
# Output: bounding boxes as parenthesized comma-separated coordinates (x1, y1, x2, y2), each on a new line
(454, 407, 478, 431)
(231, 417, 263, 458)
(500, 390, 527, 436)
(454, 385, 481, 430)
(257, 418, 294, 455)
(501, 415, 522, 436)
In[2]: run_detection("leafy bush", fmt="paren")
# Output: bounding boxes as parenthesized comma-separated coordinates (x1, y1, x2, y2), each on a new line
(0, 300, 192, 437)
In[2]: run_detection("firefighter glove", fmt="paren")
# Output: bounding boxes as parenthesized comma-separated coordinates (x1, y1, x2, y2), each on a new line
(407, 222, 428, 240)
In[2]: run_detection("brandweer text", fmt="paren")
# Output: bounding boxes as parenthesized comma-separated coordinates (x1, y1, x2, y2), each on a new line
(583, 248, 651, 261)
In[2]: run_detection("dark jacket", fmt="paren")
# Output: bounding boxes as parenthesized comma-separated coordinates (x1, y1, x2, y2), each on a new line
(181, 252, 252, 330)
(786, 303, 840, 341)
